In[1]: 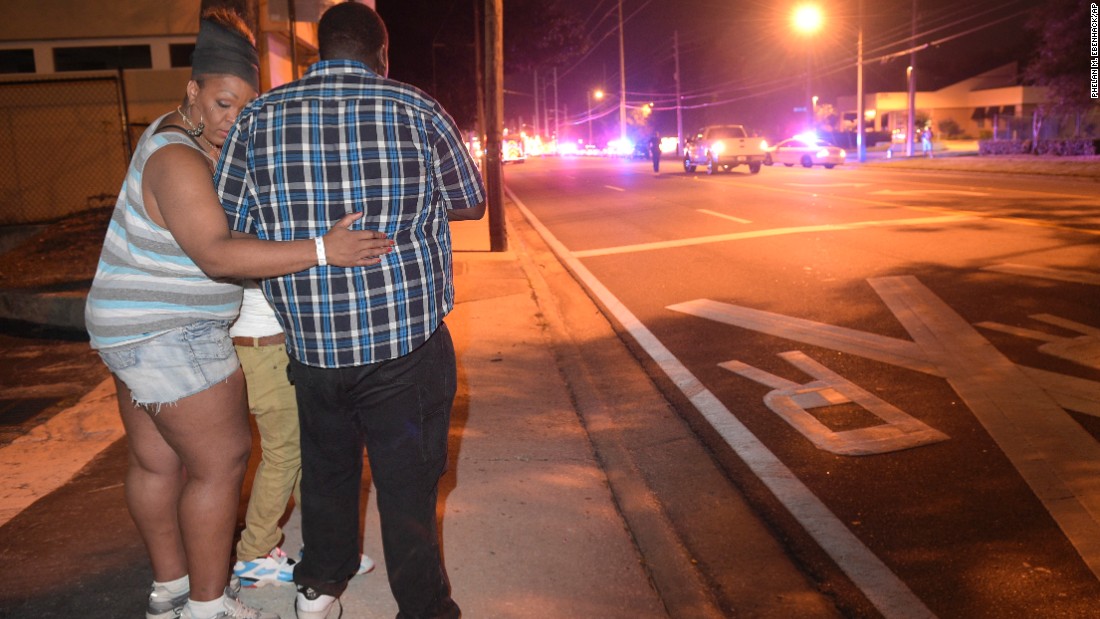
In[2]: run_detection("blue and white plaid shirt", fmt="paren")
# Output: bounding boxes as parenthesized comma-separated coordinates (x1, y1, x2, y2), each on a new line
(214, 60, 485, 368)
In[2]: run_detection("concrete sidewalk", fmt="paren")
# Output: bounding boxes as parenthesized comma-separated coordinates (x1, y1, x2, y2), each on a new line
(0, 203, 840, 618)
(238, 217, 671, 618)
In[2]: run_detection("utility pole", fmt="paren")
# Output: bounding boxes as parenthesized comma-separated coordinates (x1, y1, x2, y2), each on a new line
(543, 78, 550, 140)
(473, 0, 485, 152)
(552, 67, 559, 145)
(617, 0, 627, 144)
(857, 0, 865, 162)
(484, 0, 505, 251)
(287, 0, 299, 80)
(533, 69, 540, 137)
(906, 0, 917, 157)
(673, 30, 683, 154)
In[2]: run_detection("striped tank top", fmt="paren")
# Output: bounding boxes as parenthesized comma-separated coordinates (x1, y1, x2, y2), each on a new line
(85, 113, 243, 350)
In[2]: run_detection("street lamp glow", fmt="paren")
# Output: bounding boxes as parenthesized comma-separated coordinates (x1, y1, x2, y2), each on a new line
(594, 89, 604, 100)
(792, 4, 823, 34)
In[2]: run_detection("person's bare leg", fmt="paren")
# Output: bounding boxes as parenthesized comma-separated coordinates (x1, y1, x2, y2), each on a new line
(151, 368, 252, 602)
(116, 376, 188, 583)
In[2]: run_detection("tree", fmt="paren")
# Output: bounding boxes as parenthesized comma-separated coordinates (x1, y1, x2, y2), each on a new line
(1024, 0, 1098, 137)
(503, 0, 588, 74)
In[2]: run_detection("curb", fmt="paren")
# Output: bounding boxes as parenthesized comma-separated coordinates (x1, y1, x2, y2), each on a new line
(0, 290, 86, 330)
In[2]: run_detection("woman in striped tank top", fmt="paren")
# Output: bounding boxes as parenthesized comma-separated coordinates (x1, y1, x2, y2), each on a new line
(84, 10, 392, 619)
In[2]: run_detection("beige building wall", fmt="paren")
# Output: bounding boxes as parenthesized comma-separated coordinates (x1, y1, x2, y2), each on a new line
(0, 0, 369, 223)
(839, 64, 1051, 140)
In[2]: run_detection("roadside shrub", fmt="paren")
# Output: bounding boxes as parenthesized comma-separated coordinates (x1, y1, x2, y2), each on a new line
(937, 119, 961, 138)
(978, 139, 1097, 156)
(1031, 139, 1097, 156)
(979, 140, 1030, 155)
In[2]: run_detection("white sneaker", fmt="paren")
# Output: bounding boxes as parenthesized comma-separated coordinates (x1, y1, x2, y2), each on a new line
(295, 587, 342, 619)
(146, 584, 188, 619)
(181, 594, 280, 619)
(356, 553, 375, 575)
(233, 547, 295, 588)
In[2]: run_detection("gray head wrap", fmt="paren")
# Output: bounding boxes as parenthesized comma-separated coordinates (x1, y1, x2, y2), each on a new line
(191, 18, 260, 92)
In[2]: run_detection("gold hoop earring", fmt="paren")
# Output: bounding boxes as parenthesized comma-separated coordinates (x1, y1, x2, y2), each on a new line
(177, 105, 205, 138)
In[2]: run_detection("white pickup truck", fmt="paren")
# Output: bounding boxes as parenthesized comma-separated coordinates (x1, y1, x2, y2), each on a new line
(682, 125, 768, 175)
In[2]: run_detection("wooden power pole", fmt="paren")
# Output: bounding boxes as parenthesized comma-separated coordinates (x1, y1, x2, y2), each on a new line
(483, 0, 506, 251)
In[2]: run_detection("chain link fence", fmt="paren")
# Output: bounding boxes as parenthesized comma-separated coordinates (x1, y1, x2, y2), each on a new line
(0, 75, 130, 225)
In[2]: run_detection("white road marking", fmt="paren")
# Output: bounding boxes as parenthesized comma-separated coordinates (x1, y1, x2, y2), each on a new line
(0, 378, 121, 527)
(666, 300, 1100, 418)
(572, 215, 972, 258)
(870, 189, 990, 197)
(722, 351, 949, 456)
(669, 278, 1100, 579)
(870, 275, 1100, 579)
(697, 209, 752, 224)
(604, 185, 626, 192)
(785, 183, 870, 188)
(982, 263, 1100, 285)
(507, 186, 936, 619)
(977, 314, 1100, 370)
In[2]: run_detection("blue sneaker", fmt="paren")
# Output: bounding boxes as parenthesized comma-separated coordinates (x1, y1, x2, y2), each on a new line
(233, 547, 295, 588)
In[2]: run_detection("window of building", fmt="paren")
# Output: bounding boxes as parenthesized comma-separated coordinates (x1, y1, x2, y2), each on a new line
(53, 45, 152, 71)
(0, 49, 36, 74)
(169, 43, 195, 68)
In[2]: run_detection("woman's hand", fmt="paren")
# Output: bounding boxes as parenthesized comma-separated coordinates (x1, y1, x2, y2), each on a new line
(322, 213, 395, 267)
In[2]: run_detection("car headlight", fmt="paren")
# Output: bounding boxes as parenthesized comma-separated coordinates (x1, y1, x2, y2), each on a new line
(838, 149, 847, 158)
(760, 139, 769, 150)
(711, 141, 725, 155)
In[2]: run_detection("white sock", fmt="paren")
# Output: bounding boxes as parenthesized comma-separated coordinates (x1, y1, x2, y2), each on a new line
(186, 595, 227, 619)
(153, 574, 189, 595)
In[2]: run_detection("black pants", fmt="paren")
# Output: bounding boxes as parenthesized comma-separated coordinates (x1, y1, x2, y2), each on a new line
(290, 324, 460, 619)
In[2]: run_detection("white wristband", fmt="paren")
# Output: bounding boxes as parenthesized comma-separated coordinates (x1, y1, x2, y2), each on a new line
(314, 236, 327, 267)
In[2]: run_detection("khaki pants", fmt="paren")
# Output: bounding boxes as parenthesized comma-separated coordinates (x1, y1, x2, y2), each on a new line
(234, 343, 301, 561)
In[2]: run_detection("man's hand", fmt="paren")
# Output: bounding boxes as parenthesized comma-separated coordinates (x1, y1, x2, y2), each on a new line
(323, 213, 395, 267)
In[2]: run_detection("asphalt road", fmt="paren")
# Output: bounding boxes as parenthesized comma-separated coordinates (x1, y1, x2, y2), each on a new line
(504, 155, 1100, 618)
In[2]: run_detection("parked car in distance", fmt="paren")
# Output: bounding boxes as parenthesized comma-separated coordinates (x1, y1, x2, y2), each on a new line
(764, 136, 846, 169)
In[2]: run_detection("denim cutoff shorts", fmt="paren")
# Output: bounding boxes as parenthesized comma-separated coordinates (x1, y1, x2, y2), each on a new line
(97, 320, 240, 409)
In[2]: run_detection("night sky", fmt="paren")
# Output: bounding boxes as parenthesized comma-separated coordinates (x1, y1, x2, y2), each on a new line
(376, 0, 1034, 141)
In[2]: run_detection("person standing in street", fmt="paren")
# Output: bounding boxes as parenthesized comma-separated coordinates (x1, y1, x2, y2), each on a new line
(213, 3, 486, 618)
(649, 130, 662, 173)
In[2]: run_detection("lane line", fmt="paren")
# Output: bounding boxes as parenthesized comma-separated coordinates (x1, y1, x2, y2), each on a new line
(572, 215, 972, 258)
(506, 185, 936, 619)
(675, 175, 1099, 236)
(983, 263, 1100, 285)
(697, 209, 752, 224)
(870, 189, 990, 196)
(604, 185, 626, 192)
(784, 183, 870, 188)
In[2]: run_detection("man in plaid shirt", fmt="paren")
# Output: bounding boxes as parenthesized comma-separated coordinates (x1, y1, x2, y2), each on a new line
(214, 4, 484, 618)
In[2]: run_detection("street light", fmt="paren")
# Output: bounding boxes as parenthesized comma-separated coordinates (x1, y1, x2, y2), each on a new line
(792, 4, 823, 130)
(587, 88, 604, 146)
